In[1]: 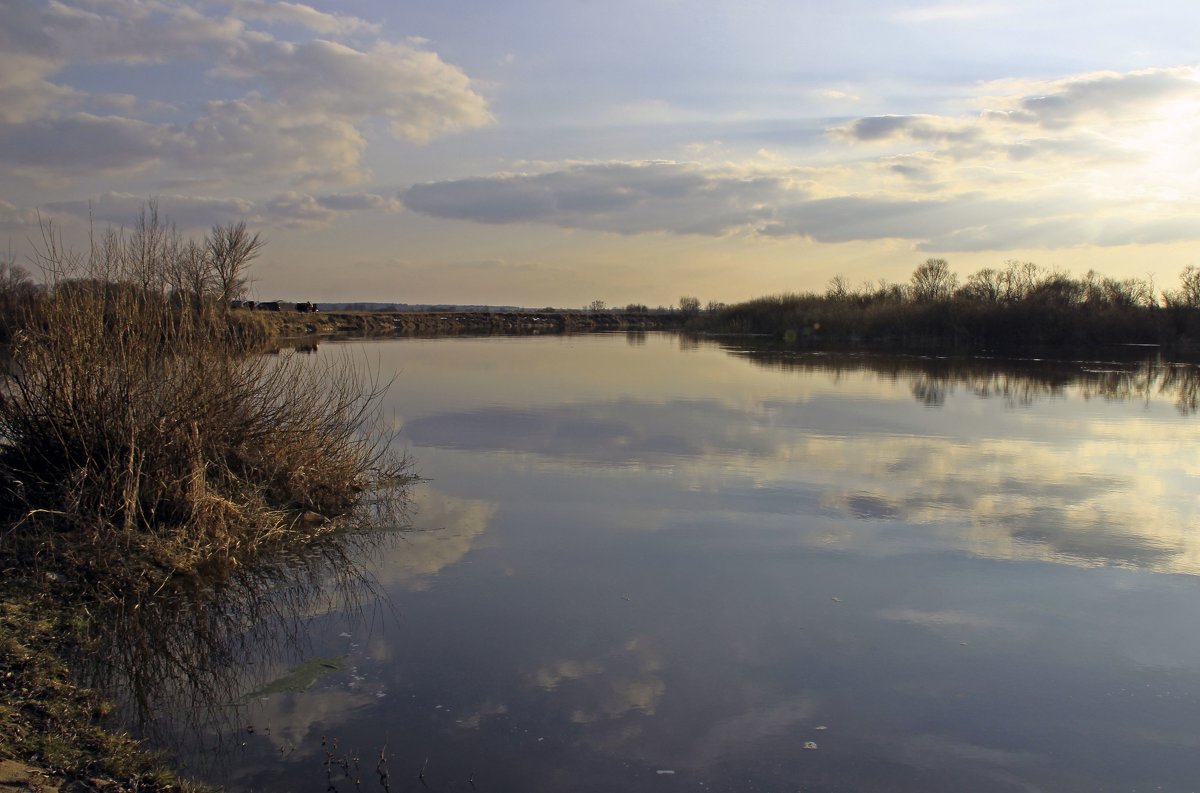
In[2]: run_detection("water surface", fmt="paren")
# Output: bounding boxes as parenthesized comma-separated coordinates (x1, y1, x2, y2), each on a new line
(174, 334, 1200, 792)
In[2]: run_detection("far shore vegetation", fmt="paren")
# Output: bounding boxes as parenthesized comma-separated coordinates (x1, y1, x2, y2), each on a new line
(0, 208, 407, 791)
(687, 258, 1200, 352)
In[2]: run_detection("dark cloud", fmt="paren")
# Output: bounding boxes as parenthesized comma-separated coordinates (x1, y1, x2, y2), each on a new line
(402, 162, 789, 236)
(403, 163, 1058, 248)
(843, 115, 978, 144)
(0, 114, 167, 171)
(43, 192, 255, 230)
(850, 115, 916, 141)
(40, 189, 396, 232)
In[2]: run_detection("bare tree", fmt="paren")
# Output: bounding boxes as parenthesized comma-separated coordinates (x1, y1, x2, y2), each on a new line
(826, 274, 850, 300)
(910, 257, 957, 302)
(958, 267, 1003, 302)
(207, 221, 263, 307)
(1172, 265, 1200, 308)
(125, 201, 181, 293)
(678, 295, 701, 317)
(178, 239, 212, 311)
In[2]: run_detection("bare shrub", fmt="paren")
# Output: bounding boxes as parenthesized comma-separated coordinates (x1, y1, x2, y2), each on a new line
(0, 216, 407, 601)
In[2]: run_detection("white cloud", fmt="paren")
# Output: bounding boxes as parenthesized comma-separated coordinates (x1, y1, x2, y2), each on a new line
(178, 96, 370, 186)
(221, 37, 493, 144)
(0, 0, 491, 186)
(226, 0, 380, 36)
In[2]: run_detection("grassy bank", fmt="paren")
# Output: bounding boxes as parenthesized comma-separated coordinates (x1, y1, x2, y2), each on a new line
(0, 215, 406, 790)
(693, 259, 1200, 352)
(0, 584, 202, 792)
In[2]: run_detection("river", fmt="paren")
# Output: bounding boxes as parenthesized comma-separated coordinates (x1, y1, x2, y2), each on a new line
(150, 333, 1200, 791)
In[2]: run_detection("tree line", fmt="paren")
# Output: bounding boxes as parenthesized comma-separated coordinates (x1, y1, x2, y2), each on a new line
(696, 258, 1200, 351)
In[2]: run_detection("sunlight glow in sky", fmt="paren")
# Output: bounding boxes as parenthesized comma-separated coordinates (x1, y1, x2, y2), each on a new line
(1, 0, 1198, 306)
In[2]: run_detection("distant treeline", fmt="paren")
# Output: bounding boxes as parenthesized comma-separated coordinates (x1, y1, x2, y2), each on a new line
(693, 258, 1200, 351)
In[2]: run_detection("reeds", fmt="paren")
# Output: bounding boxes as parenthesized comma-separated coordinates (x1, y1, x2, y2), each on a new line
(0, 215, 408, 602)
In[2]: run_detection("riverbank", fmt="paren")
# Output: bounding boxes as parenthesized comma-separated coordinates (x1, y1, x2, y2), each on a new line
(258, 308, 686, 339)
(0, 219, 407, 792)
(0, 584, 199, 792)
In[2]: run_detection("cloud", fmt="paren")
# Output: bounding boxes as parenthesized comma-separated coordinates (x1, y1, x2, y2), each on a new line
(40, 189, 400, 231)
(1002, 68, 1200, 129)
(0, 199, 41, 231)
(0, 53, 78, 124)
(44, 191, 257, 229)
(838, 115, 978, 144)
(402, 161, 793, 236)
(227, 0, 380, 36)
(401, 65, 1200, 251)
(314, 192, 403, 212)
(0, 0, 491, 185)
(218, 37, 493, 144)
(400, 162, 1075, 249)
(0, 113, 169, 173)
(178, 96, 370, 185)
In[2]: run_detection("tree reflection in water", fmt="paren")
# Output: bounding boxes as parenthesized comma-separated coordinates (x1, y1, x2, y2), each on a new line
(726, 344, 1200, 413)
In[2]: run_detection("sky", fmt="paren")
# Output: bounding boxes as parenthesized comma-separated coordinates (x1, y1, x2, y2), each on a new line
(2, 0, 1199, 307)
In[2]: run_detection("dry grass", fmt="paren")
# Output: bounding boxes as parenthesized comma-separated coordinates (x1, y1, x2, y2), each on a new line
(0, 217, 409, 604)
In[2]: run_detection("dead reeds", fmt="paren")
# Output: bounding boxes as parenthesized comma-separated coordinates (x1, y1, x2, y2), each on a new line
(0, 213, 408, 603)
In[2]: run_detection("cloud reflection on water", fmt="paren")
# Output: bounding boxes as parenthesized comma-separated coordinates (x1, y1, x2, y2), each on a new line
(375, 484, 496, 591)
(402, 350, 1200, 576)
